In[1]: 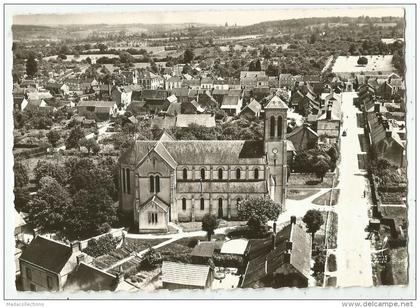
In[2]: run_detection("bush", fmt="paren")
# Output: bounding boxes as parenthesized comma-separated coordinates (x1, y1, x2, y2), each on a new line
(187, 238, 199, 248)
(83, 234, 118, 257)
(141, 248, 162, 270)
(213, 253, 244, 269)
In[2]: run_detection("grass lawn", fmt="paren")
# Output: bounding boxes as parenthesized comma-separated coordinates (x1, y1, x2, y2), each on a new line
(287, 189, 320, 200)
(312, 189, 340, 206)
(288, 173, 337, 188)
(179, 220, 246, 232)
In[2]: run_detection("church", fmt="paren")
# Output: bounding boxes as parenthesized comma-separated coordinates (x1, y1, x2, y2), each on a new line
(119, 96, 289, 233)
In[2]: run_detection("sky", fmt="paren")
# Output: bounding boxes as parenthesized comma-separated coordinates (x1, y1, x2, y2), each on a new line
(12, 6, 404, 26)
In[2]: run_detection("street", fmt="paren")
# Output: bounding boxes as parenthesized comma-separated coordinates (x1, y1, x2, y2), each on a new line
(335, 91, 373, 287)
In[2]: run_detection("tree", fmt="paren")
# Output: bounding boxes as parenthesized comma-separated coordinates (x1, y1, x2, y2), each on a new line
(237, 197, 282, 234)
(97, 43, 108, 52)
(46, 130, 61, 147)
(183, 48, 194, 64)
(119, 51, 134, 64)
(357, 56, 368, 66)
(65, 126, 85, 150)
(202, 214, 218, 241)
(26, 53, 37, 77)
(28, 176, 72, 234)
(313, 159, 330, 182)
(303, 209, 324, 241)
(33, 160, 67, 186)
(14, 162, 29, 188)
(79, 138, 100, 155)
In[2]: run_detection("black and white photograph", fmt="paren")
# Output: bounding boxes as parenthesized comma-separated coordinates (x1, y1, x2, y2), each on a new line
(1, 2, 417, 306)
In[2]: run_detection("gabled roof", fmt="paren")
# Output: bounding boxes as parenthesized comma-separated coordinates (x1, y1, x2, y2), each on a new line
(77, 101, 116, 108)
(121, 140, 265, 166)
(64, 262, 118, 291)
(176, 114, 216, 128)
(240, 99, 262, 115)
(220, 239, 249, 255)
(158, 131, 175, 142)
(221, 95, 241, 108)
(191, 242, 216, 258)
(161, 261, 211, 287)
(140, 195, 169, 213)
(152, 142, 178, 169)
(241, 222, 312, 287)
(20, 236, 72, 273)
(171, 87, 189, 97)
(265, 95, 288, 109)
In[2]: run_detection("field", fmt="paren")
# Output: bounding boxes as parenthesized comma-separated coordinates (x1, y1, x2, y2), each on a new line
(312, 189, 340, 206)
(331, 55, 395, 74)
(287, 189, 320, 200)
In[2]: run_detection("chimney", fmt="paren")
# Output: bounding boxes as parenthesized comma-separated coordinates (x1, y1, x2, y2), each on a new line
(76, 254, 85, 265)
(290, 216, 296, 225)
(70, 241, 80, 254)
(284, 251, 291, 263)
(374, 102, 380, 113)
(326, 107, 332, 120)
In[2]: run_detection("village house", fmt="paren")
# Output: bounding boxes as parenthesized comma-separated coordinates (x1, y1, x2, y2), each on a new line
(201, 77, 214, 90)
(366, 112, 405, 167)
(289, 83, 319, 116)
(119, 95, 289, 233)
(286, 123, 319, 151)
(191, 241, 217, 265)
(121, 70, 139, 85)
(77, 100, 117, 121)
(239, 98, 262, 119)
(138, 70, 162, 90)
(213, 79, 230, 90)
(64, 262, 135, 292)
(240, 217, 312, 288)
(170, 87, 189, 104)
(181, 99, 205, 114)
(240, 71, 268, 88)
(161, 261, 214, 290)
(165, 76, 183, 90)
(175, 114, 216, 128)
(211, 88, 229, 105)
(19, 236, 84, 291)
(111, 86, 133, 108)
(316, 92, 342, 144)
(221, 95, 242, 116)
(142, 89, 169, 113)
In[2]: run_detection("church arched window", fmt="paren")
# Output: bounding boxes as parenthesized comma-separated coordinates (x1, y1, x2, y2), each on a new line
(218, 168, 223, 180)
(182, 168, 188, 180)
(277, 116, 283, 138)
(270, 116, 276, 137)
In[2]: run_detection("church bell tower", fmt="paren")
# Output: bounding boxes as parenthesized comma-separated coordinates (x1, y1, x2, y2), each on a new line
(264, 96, 288, 206)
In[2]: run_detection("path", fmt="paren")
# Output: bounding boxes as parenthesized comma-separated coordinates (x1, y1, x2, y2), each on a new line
(335, 91, 373, 287)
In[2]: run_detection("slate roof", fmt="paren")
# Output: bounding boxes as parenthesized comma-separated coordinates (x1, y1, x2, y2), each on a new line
(166, 102, 182, 116)
(241, 222, 312, 287)
(161, 261, 211, 287)
(212, 89, 229, 96)
(140, 195, 170, 212)
(221, 96, 241, 108)
(240, 99, 262, 115)
(120, 140, 266, 166)
(191, 242, 216, 258)
(142, 90, 168, 100)
(77, 101, 116, 108)
(20, 236, 72, 273)
(176, 114, 216, 128)
(64, 263, 118, 291)
(177, 181, 267, 194)
(265, 95, 288, 109)
(171, 87, 189, 97)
